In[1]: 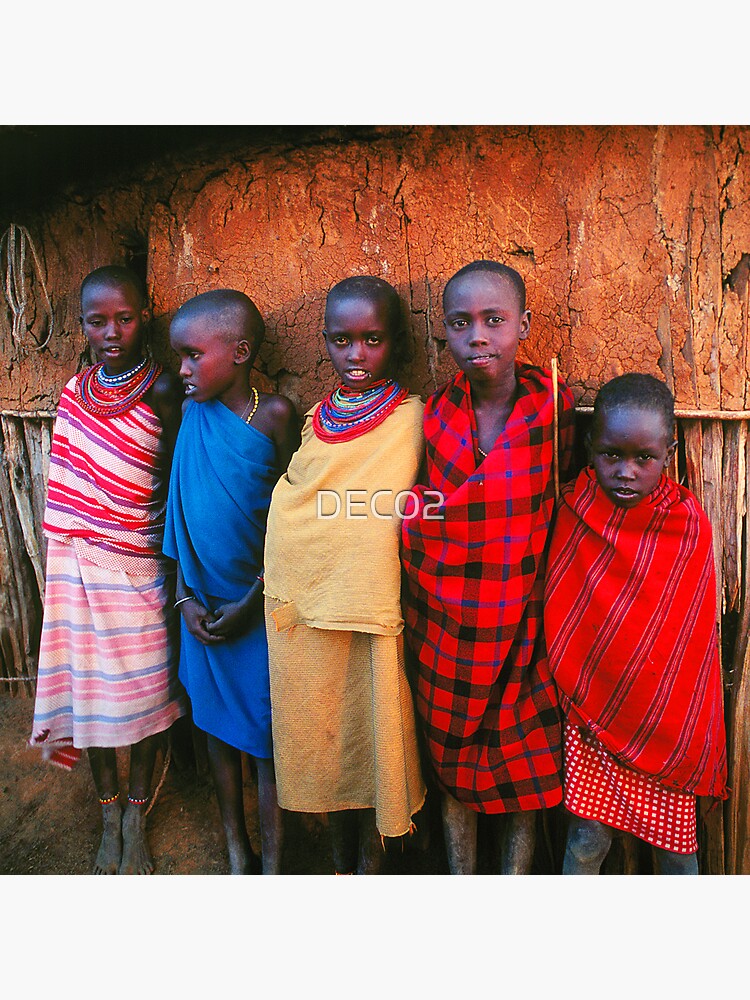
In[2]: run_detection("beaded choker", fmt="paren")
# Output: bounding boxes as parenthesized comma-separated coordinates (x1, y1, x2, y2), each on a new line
(75, 356, 162, 417)
(313, 378, 408, 442)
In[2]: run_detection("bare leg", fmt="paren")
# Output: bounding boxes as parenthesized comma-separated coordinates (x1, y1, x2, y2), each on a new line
(255, 756, 283, 874)
(88, 746, 122, 874)
(205, 732, 260, 874)
(328, 809, 358, 874)
(654, 848, 699, 875)
(562, 816, 614, 874)
(441, 793, 478, 874)
(357, 809, 384, 875)
(120, 733, 160, 874)
(500, 811, 537, 875)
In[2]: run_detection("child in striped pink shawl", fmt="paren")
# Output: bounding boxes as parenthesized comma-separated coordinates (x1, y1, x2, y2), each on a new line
(30, 266, 187, 874)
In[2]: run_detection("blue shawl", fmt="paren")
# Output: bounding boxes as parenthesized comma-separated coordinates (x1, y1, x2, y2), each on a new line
(164, 399, 278, 602)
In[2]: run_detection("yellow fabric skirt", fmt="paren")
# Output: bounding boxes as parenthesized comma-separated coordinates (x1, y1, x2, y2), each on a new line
(266, 597, 426, 838)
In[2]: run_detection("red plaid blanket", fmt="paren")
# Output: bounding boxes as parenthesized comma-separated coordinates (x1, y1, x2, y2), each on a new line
(544, 468, 727, 798)
(402, 365, 575, 812)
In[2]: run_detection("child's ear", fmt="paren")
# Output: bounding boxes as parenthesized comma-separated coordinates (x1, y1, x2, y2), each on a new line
(141, 305, 151, 325)
(518, 309, 531, 342)
(234, 338, 251, 364)
(665, 438, 677, 468)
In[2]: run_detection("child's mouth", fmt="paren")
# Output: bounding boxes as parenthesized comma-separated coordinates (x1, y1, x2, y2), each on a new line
(346, 369, 370, 382)
(183, 383, 197, 396)
(468, 354, 494, 366)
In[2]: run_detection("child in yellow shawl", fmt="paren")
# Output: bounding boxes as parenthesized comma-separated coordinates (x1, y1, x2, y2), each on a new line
(264, 276, 426, 874)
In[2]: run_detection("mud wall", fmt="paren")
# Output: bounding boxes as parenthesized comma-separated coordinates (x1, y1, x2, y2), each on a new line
(2, 125, 749, 414)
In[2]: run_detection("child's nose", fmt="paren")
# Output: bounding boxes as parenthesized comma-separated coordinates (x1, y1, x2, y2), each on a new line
(616, 461, 637, 480)
(179, 358, 191, 378)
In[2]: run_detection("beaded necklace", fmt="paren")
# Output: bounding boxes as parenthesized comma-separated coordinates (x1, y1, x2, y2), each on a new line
(75, 356, 162, 417)
(240, 386, 260, 424)
(313, 378, 408, 442)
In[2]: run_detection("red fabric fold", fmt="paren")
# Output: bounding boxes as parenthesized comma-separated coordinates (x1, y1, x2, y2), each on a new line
(545, 468, 727, 798)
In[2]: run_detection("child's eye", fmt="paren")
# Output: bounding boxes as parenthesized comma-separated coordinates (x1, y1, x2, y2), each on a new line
(450, 319, 468, 329)
(487, 316, 503, 325)
(366, 336, 381, 345)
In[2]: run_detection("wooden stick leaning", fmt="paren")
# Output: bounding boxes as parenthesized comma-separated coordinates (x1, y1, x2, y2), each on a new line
(551, 356, 560, 502)
(575, 406, 750, 421)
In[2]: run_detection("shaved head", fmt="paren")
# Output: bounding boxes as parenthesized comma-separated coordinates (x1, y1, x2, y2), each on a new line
(81, 265, 147, 308)
(593, 373, 675, 441)
(171, 289, 265, 351)
(325, 275, 402, 334)
(443, 259, 527, 313)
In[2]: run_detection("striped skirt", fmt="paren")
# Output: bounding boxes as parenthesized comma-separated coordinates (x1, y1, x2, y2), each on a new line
(30, 538, 186, 765)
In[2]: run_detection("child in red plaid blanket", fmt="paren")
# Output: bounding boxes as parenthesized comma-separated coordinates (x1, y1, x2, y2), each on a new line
(402, 260, 575, 873)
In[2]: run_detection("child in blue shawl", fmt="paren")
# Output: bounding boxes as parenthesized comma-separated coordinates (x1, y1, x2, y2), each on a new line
(164, 289, 299, 874)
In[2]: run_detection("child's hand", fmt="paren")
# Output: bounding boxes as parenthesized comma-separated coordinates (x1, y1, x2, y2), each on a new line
(205, 597, 259, 640)
(180, 599, 225, 645)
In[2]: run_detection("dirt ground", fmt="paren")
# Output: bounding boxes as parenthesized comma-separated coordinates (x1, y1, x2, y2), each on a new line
(2, 691, 665, 876)
(0, 692, 450, 875)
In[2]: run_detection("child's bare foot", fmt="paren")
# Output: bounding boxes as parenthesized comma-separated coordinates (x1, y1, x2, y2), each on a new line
(93, 801, 122, 874)
(119, 801, 154, 874)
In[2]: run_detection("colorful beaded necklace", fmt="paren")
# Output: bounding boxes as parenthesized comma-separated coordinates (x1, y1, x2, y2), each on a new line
(75, 355, 162, 417)
(313, 378, 408, 442)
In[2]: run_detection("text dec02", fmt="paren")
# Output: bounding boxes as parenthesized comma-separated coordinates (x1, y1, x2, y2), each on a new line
(316, 489, 445, 520)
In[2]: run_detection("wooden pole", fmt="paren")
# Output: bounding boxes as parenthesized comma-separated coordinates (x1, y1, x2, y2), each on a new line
(551, 357, 559, 502)
(575, 406, 750, 421)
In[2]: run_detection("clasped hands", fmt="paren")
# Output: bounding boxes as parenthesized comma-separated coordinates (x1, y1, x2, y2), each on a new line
(179, 587, 262, 645)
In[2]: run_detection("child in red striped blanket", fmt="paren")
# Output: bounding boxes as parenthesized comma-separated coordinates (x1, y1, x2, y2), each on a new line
(30, 265, 187, 874)
(544, 373, 727, 874)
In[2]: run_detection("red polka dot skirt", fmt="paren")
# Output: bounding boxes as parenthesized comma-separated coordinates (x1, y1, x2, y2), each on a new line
(563, 721, 698, 854)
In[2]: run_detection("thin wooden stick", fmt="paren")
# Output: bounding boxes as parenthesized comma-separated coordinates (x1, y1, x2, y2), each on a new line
(551, 356, 559, 501)
(575, 406, 750, 420)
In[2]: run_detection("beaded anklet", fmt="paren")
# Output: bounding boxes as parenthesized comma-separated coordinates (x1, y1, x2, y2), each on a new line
(127, 795, 149, 806)
(99, 793, 119, 805)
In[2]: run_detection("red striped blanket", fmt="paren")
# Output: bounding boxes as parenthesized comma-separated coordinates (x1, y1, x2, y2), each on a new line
(402, 365, 575, 812)
(544, 468, 727, 798)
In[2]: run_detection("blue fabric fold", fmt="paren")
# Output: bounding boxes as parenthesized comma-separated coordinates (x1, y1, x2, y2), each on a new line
(164, 399, 277, 600)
